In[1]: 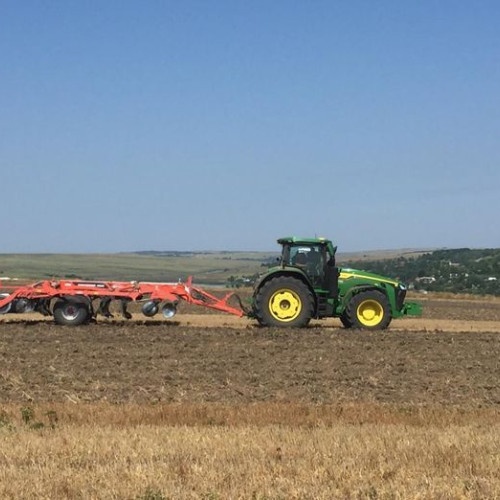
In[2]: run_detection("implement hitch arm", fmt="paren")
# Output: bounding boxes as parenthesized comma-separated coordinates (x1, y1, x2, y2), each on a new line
(176, 278, 246, 317)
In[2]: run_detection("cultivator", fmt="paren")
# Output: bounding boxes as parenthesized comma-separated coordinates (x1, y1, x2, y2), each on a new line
(0, 278, 246, 326)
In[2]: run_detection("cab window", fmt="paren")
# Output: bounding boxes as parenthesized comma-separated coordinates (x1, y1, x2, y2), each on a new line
(288, 245, 326, 285)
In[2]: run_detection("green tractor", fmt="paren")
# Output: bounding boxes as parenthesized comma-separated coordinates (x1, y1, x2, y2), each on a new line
(251, 236, 421, 329)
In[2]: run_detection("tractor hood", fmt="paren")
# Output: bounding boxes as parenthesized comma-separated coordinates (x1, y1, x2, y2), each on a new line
(338, 268, 402, 288)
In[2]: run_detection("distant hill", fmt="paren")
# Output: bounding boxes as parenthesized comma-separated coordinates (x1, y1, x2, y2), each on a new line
(343, 248, 500, 296)
(0, 251, 277, 285)
(336, 248, 435, 263)
(2, 248, 499, 295)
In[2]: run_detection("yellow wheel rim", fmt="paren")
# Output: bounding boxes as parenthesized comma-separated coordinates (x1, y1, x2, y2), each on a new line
(269, 289, 302, 322)
(356, 299, 384, 327)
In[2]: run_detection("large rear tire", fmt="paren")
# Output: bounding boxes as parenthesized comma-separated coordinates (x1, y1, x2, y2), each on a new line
(254, 276, 314, 328)
(344, 289, 391, 330)
(53, 300, 90, 326)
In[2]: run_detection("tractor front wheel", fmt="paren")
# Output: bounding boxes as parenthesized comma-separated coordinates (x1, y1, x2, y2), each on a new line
(254, 276, 314, 328)
(344, 290, 391, 330)
(340, 313, 352, 329)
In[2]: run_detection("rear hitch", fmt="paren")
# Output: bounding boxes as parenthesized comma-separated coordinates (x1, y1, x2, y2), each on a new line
(233, 294, 252, 316)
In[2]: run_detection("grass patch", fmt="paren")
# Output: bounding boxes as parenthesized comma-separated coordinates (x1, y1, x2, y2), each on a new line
(0, 252, 273, 284)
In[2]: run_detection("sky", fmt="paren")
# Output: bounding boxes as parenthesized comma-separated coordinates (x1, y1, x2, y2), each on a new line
(1, 1, 499, 253)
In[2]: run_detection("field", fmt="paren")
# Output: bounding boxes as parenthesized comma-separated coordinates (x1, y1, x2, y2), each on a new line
(2, 295, 500, 498)
(0, 252, 275, 284)
(0, 248, 427, 285)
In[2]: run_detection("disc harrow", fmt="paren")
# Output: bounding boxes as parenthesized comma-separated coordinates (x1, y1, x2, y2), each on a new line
(0, 277, 245, 326)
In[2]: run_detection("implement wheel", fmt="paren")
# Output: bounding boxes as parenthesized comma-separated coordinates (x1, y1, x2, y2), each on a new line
(53, 300, 90, 326)
(0, 293, 12, 314)
(254, 276, 314, 328)
(345, 290, 391, 330)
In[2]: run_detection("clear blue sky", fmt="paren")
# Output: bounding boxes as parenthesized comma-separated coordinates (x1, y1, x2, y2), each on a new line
(1, 1, 499, 253)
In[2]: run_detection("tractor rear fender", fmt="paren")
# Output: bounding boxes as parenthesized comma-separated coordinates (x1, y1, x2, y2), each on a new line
(253, 269, 317, 314)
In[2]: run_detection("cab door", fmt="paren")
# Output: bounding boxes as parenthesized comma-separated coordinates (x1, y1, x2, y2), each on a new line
(323, 247, 339, 298)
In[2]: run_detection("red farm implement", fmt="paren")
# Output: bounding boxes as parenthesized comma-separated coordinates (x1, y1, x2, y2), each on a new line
(0, 278, 246, 326)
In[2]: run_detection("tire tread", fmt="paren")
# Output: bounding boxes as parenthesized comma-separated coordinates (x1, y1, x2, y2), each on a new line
(254, 276, 314, 328)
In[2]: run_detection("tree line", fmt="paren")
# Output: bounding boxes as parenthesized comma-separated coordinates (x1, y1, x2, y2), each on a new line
(343, 248, 500, 296)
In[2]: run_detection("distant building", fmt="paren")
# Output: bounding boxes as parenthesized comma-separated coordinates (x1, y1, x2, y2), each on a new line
(415, 276, 436, 284)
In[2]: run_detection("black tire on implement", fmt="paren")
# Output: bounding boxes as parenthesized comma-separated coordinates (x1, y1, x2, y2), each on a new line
(344, 289, 391, 330)
(0, 293, 12, 314)
(254, 276, 314, 328)
(53, 299, 90, 326)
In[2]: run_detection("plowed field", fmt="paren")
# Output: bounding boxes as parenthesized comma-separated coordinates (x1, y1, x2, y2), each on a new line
(2, 295, 500, 499)
(1, 295, 500, 406)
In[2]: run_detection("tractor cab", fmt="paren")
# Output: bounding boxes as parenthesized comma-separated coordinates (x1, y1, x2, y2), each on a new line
(277, 237, 338, 295)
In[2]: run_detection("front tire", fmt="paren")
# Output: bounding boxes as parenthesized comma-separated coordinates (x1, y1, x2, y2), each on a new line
(53, 300, 90, 326)
(344, 290, 391, 330)
(340, 312, 352, 329)
(254, 276, 314, 328)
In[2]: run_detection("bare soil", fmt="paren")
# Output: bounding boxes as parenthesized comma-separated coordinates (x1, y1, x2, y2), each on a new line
(1, 296, 500, 406)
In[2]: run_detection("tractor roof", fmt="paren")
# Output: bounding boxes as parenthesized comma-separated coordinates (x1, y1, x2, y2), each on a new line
(277, 236, 331, 246)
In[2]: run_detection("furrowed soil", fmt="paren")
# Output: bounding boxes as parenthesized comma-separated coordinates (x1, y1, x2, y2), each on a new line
(2, 318, 500, 405)
(2, 294, 500, 498)
(2, 295, 500, 405)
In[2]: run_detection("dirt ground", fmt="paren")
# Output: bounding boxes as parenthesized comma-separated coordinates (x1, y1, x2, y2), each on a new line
(1, 295, 500, 406)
